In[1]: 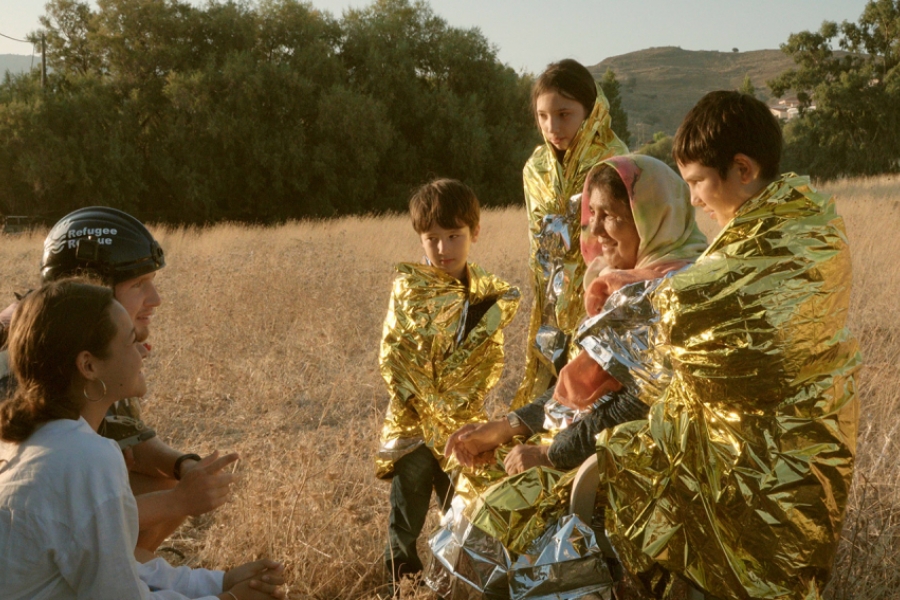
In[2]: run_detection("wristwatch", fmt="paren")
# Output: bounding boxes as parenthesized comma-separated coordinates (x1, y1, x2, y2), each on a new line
(506, 412, 523, 430)
(173, 453, 202, 480)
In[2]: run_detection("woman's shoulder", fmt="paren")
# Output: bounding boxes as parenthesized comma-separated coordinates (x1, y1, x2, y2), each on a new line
(2, 420, 128, 514)
(28, 419, 124, 473)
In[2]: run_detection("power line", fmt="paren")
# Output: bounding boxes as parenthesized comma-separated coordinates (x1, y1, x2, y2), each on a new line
(0, 31, 31, 44)
(1, 30, 42, 84)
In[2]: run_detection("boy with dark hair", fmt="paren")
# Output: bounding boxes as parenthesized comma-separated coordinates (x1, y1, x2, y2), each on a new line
(673, 90, 782, 181)
(375, 179, 520, 594)
(673, 90, 784, 226)
(593, 91, 861, 599)
(408, 178, 482, 240)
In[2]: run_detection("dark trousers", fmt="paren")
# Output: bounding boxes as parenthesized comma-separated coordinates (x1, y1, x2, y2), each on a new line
(384, 445, 453, 581)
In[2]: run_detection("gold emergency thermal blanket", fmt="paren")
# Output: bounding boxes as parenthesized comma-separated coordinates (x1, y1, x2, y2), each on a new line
(428, 391, 625, 599)
(428, 498, 615, 600)
(594, 175, 861, 599)
(513, 88, 627, 409)
(375, 263, 520, 479)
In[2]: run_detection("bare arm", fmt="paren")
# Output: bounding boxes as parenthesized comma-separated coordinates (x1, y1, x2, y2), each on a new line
(129, 436, 196, 479)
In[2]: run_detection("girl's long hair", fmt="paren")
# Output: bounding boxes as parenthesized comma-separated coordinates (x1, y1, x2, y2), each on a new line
(531, 59, 597, 117)
(0, 280, 116, 443)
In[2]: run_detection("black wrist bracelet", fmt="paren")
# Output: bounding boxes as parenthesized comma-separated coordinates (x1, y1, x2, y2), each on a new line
(173, 453, 202, 480)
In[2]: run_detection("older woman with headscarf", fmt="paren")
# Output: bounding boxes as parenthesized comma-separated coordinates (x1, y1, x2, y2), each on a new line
(447, 154, 706, 476)
(431, 155, 707, 599)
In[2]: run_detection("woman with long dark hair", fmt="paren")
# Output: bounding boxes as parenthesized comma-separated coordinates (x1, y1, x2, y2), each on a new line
(0, 280, 285, 600)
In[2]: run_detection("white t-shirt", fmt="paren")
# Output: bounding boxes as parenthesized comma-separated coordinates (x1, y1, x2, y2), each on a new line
(0, 417, 223, 599)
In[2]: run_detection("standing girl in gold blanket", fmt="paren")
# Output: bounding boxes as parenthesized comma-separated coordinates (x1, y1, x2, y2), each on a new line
(513, 59, 627, 409)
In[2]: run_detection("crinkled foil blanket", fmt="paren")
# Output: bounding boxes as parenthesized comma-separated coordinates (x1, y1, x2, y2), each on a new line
(427, 280, 661, 599)
(591, 175, 861, 600)
(428, 490, 615, 600)
(514, 90, 627, 408)
(428, 175, 860, 600)
(429, 415, 618, 598)
(375, 262, 520, 478)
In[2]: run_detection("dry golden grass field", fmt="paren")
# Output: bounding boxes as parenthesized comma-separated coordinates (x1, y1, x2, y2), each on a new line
(2, 175, 899, 599)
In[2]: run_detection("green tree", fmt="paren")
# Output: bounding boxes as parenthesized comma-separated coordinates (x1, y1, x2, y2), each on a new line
(156, 0, 349, 220)
(3, 0, 534, 222)
(34, 0, 100, 76)
(21, 0, 346, 221)
(0, 72, 147, 218)
(337, 0, 533, 210)
(769, 0, 900, 179)
(635, 132, 676, 169)
(739, 73, 756, 97)
(599, 68, 631, 148)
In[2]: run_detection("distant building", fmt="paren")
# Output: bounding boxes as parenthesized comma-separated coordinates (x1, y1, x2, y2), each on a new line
(770, 106, 790, 120)
(768, 97, 815, 121)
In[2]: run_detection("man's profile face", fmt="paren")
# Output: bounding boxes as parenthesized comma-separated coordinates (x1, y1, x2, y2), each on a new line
(113, 271, 161, 343)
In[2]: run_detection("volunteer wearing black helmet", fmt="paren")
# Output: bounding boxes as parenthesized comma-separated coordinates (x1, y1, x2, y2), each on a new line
(0, 206, 238, 563)
(40, 206, 167, 343)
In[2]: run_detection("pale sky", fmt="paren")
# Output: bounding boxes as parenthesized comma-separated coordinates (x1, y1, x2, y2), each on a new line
(1, 0, 870, 73)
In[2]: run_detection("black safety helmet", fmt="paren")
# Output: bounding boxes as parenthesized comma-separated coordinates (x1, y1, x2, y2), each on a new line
(41, 207, 165, 285)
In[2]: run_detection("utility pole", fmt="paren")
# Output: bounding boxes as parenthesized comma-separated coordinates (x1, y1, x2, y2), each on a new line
(41, 33, 47, 88)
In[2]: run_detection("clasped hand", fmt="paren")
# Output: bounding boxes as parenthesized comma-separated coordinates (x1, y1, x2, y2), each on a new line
(222, 559, 286, 599)
(502, 444, 552, 475)
(445, 422, 503, 468)
(445, 419, 552, 474)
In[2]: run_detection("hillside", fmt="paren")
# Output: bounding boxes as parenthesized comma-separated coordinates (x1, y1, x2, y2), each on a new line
(591, 46, 798, 146)
(1, 54, 36, 77)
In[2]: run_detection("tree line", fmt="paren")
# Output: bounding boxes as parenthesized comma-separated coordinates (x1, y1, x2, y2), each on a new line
(768, 0, 900, 180)
(2, 0, 894, 224)
(0, 0, 543, 223)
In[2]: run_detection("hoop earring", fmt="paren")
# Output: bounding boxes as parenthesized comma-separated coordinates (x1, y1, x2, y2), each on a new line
(83, 379, 108, 403)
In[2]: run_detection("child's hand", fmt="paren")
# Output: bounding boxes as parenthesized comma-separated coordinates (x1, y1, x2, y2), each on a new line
(462, 447, 497, 468)
(223, 559, 285, 599)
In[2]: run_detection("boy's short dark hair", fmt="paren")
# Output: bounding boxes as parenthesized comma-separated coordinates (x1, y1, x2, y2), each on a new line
(532, 59, 597, 117)
(673, 91, 783, 180)
(409, 179, 480, 234)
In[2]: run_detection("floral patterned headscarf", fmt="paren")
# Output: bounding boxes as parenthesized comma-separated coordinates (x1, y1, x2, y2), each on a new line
(559, 155, 707, 409)
(580, 154, 707, 289)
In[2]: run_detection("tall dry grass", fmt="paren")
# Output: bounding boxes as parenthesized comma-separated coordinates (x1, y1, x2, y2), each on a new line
(1, 175, 898, 599)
